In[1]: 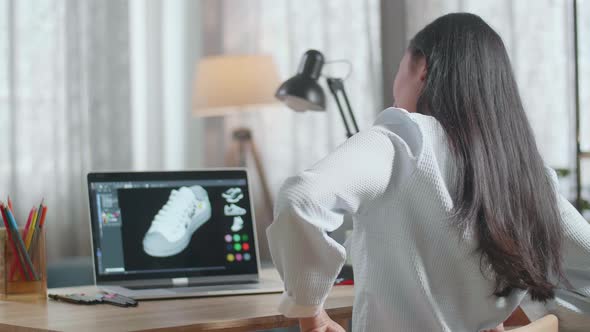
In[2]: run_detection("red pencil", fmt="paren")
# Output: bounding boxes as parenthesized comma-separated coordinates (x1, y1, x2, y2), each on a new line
(7, 197, 13, 212)
(0, 203, 26, 280)
(9, 208, 35, 280)
(39, 206, 48, 227)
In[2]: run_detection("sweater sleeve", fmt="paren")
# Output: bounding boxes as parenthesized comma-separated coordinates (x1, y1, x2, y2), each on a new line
(266, 127, 396, 318)
(523, 194, 590, 328)
(557, 193, 590, 295)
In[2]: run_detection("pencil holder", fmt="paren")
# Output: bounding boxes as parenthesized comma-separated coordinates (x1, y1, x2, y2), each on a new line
(0, 228, 47, 300)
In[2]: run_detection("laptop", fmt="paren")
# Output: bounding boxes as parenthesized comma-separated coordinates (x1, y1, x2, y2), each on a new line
(87, 169, 283, 300)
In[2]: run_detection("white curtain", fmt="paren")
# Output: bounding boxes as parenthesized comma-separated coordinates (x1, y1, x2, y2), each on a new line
(0, 0, 202, 261)
(2, 0, 586, 263)
(579, 0, 590, 205)
(202, 0, 382, 258)
(403, 0, 586, 199)
(0, 0, 133, 260)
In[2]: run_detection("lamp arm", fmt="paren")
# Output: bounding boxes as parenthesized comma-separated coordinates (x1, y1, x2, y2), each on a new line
(326, 77, 360, 138)
(339, 81, 360, 134)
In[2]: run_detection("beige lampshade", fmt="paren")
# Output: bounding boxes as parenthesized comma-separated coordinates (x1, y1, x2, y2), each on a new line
(192, 55, 281, 117)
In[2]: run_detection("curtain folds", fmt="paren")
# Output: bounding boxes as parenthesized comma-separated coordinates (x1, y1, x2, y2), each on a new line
(0, 0, 133, 260)
(201, 0, 382, 258)
(1, 0, 587, 262)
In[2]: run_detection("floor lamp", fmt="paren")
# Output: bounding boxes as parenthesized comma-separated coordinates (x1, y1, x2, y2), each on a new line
(192, 55, 280, 212)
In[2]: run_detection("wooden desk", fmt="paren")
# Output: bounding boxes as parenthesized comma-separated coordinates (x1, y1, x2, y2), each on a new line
(0, 270, 354, 331)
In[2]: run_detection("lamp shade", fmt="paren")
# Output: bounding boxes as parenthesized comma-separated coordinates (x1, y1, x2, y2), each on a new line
(275, 49, 326, 112)
(193, 55, 281, 117)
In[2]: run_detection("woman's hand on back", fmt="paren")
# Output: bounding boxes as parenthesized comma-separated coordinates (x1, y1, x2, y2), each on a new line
(299, 310, 346, 332)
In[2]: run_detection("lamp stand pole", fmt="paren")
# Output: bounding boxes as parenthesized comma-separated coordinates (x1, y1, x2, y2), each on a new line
(231, 128, 274, 213)
(326, 78, 360, 138)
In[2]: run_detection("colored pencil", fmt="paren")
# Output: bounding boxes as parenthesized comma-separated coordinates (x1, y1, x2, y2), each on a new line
(39, 206, 47, 227)
(9, 208, 35, 280)
(28, 205, 47, 275)
(4, 207, 38, 280)
(0, 204, 26, 280)
(23, 208, 35, 246)
(7, 197, 13, 212)
(24, 208, 38, 249)
(33, 199, 45, 245)
(28, 205, 45, 255)
(3, 206, 34, 280)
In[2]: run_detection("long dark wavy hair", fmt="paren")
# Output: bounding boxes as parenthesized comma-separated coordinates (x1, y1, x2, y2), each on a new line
(409, 13, 565, 301)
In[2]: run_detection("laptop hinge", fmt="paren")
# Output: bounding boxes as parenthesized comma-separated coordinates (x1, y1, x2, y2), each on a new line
(172, 277, 189, 286)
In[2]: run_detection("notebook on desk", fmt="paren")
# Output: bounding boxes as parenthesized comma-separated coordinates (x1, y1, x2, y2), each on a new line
(86, 169, 282, 300)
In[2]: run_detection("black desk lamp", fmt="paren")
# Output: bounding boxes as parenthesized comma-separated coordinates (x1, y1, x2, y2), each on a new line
(275, 50, 360, 138)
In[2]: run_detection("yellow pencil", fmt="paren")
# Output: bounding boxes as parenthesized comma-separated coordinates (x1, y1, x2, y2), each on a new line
(25, 208, 38, 249)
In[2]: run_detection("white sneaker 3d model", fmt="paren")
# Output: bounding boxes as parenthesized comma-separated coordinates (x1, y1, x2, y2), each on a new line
(222, 187, 244, 203)
(224, 203, 246, 216)
(231, 216, 244, 232)
(143, 186, 212, 257)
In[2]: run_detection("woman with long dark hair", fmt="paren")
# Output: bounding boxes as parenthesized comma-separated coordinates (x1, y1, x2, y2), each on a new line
(267, 13, 590, 331)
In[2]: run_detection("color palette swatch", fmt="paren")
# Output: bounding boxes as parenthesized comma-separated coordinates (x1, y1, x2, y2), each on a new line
(224, 232, 252, 263)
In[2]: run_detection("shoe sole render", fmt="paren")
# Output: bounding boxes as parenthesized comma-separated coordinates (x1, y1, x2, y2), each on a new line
(231, 216, 244, 232)
(224, 204, 247, 216)
(222, 193, 244, 203)
(143, 203, 212, 257)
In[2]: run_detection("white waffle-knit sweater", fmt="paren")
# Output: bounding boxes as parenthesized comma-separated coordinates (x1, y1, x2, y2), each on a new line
(266, 107, 590, 331)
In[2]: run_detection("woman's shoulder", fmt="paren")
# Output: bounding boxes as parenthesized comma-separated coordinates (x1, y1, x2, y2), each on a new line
(374, 107, 440, 133)
(372, 107, 436, 160)
(374, 107, 415, 125)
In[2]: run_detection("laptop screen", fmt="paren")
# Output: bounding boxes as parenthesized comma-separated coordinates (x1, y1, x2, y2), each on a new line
(87, 170, 259, 283)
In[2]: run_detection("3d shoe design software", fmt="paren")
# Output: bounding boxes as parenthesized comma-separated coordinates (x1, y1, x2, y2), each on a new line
(143, 186, 212, 257)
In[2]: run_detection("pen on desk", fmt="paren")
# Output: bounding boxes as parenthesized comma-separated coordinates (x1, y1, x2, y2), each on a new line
(49, 294, 87, 305)
(102, 293, 138, 307)
(114, 293, 138, 305)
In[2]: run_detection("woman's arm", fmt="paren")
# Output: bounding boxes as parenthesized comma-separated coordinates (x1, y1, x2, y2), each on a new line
(557, 193, 590, 292)
(266, 127, 396, 318)
(550, 194, 590, 329)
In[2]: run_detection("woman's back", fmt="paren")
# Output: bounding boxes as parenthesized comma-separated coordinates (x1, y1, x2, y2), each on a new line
(348, 108, 524, 331)
(266, 13, 590, 331)
(268, 107, 590, 331)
